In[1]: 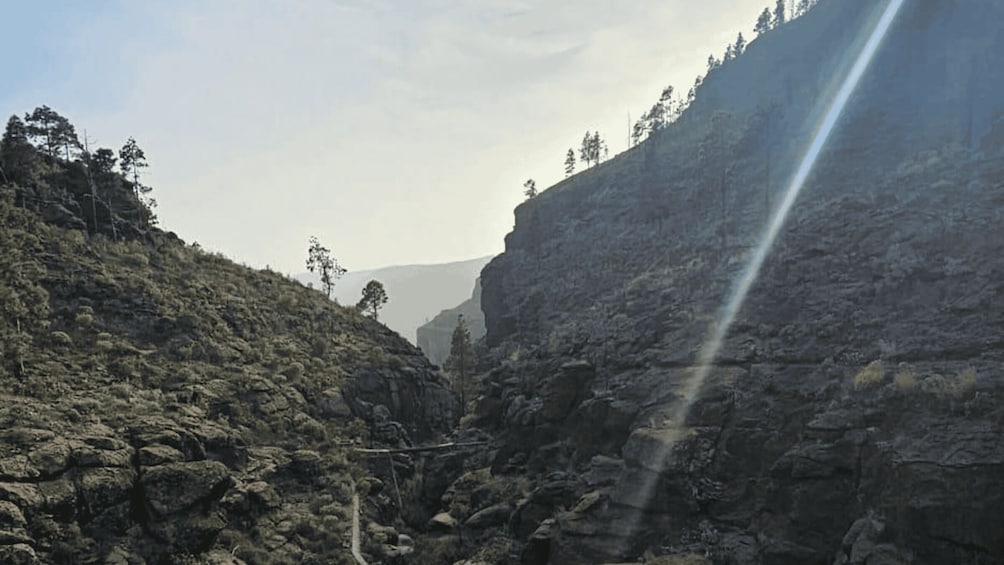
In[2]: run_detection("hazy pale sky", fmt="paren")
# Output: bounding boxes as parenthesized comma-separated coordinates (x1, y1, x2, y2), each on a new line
(2, 0, 767, 273)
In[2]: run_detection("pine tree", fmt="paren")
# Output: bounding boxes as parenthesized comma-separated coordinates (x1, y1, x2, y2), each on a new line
(444, 314, 476, 408)
(1, 116, 38, 184)
(305, 236, 346, 299)
(118, 137, 147, 188)
(723, 43, 736, 63)
(23, 106, 78, 161)
(90, 147, 120, 238)
(734, 32, 747, 57)
(655, 86, 674, 129)
(580, 131, 606, 167)
(356, 280, 388, 320)
(91, 148, 117, 180)
(119, 137, 157, 224)
(754, 7, 773, 35)
(580, 131, 593, 167)
(632, 113, 648, 146)
(773, 0, 787, 27)
(685, 75, 703, 111)
(564, 148, 576, 176)
(523, 178, 537, 199)
(707, 54, 722, 72)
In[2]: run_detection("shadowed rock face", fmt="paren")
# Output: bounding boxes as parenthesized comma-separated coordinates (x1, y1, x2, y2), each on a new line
(417, 278, 487, 366)
(474, 0, 1004, 562)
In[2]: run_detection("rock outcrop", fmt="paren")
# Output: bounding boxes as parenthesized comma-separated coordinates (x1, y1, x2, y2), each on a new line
(468, 0, 1004, 563)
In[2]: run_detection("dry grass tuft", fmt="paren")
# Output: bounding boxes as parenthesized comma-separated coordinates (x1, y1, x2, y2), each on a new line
(854, 360, 886, 389)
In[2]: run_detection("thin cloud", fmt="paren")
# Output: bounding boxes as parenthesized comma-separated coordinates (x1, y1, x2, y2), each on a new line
(3, 0, 768, 272)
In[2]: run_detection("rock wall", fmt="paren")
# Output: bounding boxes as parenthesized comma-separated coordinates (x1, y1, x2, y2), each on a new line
(474, 0, 1004, 563)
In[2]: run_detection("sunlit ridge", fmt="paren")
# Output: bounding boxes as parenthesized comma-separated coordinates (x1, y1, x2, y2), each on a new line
(618, 0, 908, 555)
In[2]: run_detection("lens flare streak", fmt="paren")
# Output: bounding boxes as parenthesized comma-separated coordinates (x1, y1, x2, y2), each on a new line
(619, 0, 908, 554)
(687, 0, 908, 405)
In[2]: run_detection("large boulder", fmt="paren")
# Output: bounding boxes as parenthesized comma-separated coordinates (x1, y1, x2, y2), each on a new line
(142, 461, 232, 517)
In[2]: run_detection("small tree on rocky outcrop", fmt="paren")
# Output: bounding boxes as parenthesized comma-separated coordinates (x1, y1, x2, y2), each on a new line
(755, 7, 773, 35)
(119, 137, 147, 187)
(523, 178, 537, 199)
(119, 137, 157, 224)
(357, 279, 388, 321)
(652, 86, 675, 131)
(1, 115, 39, 185)
(795, 0, 814, 17)
(707, 53, 722, 73)
(564, 149, 576, 176)
(24, 105, 79, 162)
(632, 114, 648, 146)
(306, 236, 346, 300)
(724, 42, 736, 63)
(734, 32, 747, 57)
(89, 147, 123, 237)
(579, 131, 607, 168)
(444, 314, 476, 408)
(773, 0, 787, 28)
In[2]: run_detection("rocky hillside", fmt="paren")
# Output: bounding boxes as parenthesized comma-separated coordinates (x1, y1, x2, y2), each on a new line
(423, 1, 1004, 563)
(0, 140, 459, 562)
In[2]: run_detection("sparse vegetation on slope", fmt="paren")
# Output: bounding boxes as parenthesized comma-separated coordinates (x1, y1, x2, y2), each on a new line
(0, 114, 458, 563)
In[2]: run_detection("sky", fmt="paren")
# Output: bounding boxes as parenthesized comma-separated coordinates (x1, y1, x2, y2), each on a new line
(1, 0, 767, 274)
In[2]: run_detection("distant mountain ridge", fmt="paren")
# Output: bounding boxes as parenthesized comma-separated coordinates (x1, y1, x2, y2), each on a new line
(417, 278, 486, 366)
(296, 255, 492, 345)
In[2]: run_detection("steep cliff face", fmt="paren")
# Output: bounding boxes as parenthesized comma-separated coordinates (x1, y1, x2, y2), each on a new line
(474, 0, 1004, 563)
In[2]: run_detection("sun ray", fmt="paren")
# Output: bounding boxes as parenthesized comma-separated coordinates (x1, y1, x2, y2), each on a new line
(616, 0, 909, 555)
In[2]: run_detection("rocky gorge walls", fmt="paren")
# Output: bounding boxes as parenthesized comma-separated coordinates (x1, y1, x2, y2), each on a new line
(473, 0, 1004, 563)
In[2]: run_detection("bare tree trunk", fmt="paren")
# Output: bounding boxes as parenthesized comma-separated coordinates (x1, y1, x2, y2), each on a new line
(83, 134, 99, 235)
(104, 194, 119, 241)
